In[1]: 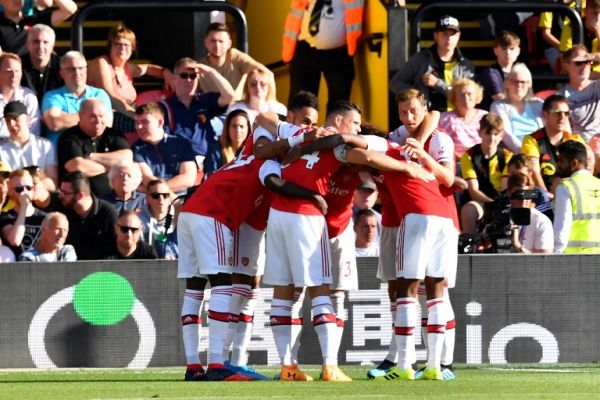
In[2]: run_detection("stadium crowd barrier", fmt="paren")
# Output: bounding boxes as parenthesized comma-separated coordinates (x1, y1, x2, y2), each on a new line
(0, 255, 594, 369)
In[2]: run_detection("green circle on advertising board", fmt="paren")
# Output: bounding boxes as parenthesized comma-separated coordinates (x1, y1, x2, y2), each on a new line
(73, 272, 135, 325)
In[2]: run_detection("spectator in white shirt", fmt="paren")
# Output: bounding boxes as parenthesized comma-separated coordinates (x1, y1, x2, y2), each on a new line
(0, 53, 41, 137)
(354, 208, 380, 257)
(507, 173, 553, 253)
(0, 101, 57, 189)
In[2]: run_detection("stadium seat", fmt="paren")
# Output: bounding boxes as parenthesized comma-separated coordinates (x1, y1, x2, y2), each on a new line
(534, 89, 556, 100)
(135, 89, 173, 106)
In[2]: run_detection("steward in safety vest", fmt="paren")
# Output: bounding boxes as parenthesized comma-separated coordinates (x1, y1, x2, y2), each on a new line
(554, 140, 600, 253)
(282, 0, 364, 63)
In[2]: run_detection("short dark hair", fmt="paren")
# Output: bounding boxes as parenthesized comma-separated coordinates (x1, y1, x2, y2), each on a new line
(147, 178, 168, 192)
(479, 113, 504, 133)
(288, 90, 319, 112)
(494, 30, 520, 48)
(61, 171, 90, 195)
(135, 102, 164, 118)
(360, 122, 386, 137)
(205, 22, 230, 36)
(355, 208, 377, 222)
(507, 153, 529, 171)
(326, 100, 362, 120)
(557, 140, 588, 166)
(118, 209, 138, 220)
(542, 94, 569, 113)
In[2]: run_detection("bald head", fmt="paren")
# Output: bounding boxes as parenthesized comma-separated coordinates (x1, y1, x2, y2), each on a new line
(79, 98, 107, 138)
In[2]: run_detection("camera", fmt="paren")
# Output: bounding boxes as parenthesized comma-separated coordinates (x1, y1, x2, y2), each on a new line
(460, 190, 536, 254)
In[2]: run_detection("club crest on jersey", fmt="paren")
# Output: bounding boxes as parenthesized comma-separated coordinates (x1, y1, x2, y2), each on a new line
(242, 257, 249, 266)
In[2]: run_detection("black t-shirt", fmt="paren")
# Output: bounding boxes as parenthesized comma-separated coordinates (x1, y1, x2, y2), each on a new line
(0, 10, 53, 55)
(98, 239, 158, 260)
(0, 207, 47, 257)
(21, 52, 64, 106)
(57, 127, 131, 196)
(63, 196, 118, 260)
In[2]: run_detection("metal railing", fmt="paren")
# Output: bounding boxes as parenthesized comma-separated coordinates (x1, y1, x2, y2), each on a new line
(410, 2, 583, 55)
(71, 1, 248, 53)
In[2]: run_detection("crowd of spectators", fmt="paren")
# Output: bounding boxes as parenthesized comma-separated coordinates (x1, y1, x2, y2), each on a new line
(1, 0, 600, 262)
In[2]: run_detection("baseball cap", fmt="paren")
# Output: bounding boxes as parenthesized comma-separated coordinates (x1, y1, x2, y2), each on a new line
(3, 101, 27, 118)
(357, 181, 377, 192)
(435, 15, 460, 32)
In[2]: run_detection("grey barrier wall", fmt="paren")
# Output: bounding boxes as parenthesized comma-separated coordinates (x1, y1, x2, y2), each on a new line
(0, 256, 597, 368)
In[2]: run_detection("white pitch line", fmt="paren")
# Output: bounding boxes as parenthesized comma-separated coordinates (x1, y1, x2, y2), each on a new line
(483, 367, 592, 373)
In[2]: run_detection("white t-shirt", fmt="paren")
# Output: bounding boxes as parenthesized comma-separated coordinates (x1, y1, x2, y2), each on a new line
(355, 244, 380, 257)
(520, 207, 554, 252)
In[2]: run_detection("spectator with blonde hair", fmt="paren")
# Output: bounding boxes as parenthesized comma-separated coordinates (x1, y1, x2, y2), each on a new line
(490, 63, 543, 153)
(19, 211, 76, 261)
(439, 78, 488, 159)
(99, 160, 144, 212)
(226, 68, 286, 125)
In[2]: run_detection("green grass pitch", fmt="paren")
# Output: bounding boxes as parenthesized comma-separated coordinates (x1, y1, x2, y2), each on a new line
(1, 364, 599, 400)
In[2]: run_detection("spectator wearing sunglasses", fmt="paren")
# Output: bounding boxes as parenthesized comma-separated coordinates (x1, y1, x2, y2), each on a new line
(97, 210, 156, 260)
(58, 171, 117, 260)
(0, 101, 57, 189)
(19, 211, 76, 261)
(198, 23, 272, 100)
(99, 160, 144, 213)
(139, 179, 178, 259)
(521, 95, 584, 195)
(558, 45, 600, 142)
(26, 166, 61, 212)
(159, 57, 234, 177)
(0, 169, 47, 257)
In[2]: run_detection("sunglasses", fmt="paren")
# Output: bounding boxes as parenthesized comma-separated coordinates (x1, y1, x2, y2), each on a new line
(150, 192, 170, 199)
(178, 72, 198, 80)
(14, 185, 33, 193)
(118, 225, 140, 234)
(574, 60, 592, 66)
(549, 110, 569, 117)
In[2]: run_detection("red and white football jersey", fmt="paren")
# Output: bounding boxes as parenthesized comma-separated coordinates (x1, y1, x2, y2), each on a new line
(271, 146, 345, 215)
(182, 155, 279, 230)
(382, 142, 456, 221)
(324, 164, 362, 238)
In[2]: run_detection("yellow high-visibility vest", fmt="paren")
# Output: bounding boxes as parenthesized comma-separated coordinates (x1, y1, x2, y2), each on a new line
(561, 172, 600, 253)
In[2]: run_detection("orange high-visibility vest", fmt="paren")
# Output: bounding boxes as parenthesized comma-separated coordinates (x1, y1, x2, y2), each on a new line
(282, 0, 364, 63)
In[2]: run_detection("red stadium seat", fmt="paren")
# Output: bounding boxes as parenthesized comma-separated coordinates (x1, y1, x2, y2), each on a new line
(135, 89, 173, 106)
(534, 89, 556, 100)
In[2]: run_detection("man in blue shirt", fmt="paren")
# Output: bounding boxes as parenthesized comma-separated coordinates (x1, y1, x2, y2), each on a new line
(41, 50, 113, 145)
(132, 102, 197, 194)
(160, 57, 234, 175)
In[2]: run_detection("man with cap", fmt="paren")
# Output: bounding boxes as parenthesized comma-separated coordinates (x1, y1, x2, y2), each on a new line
(390, 14, 475, 112)
(352, 179, 382, 237)
(0, 101, 57, 189)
